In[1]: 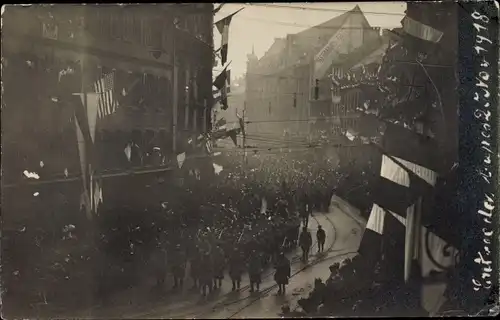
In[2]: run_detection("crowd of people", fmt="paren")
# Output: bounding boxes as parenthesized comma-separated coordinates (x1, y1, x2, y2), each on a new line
(93, 151, 348, 300)
(4, 150, 364, 315)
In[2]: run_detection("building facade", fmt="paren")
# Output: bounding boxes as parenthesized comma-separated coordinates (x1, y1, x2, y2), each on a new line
(245, 5, 383, 148)
(2, 4, 214, 183)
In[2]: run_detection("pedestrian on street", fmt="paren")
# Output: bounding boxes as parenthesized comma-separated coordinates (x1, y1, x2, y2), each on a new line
(171, 243, 186, 290)
(212, 243, 225, 289)
(300, 193, 312, 228)
(229, 249, 244, 291)
(299, 227, 313, 262)
(316, 225, 326, 253)
(274, 252, 291, 295)
(248, 249, 263, 293)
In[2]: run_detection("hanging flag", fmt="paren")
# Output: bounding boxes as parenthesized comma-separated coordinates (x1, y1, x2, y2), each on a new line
(357, 203, 386, 262)
(401, 16, 443, 43)
(79, 190, 92, 220)
(124, 143, 132, 162)
(366, 203, 386, 235)
(382, 121, 441, 172)
(215, 117, 227, 128)
(260, 197, 268, 214)
(226, 70, 231, 94)
(215, 8, 243, 65)
(177, 152, 186, 168)
(226, 128, 239, 146)
(93, 179, 103, 213)
(94, 71, 118, 118)
(380, 154, 410, 187)
(213, 3, 225, 14)
(213, 65, 229, 91)
(205, 139, 213, 154)
(388, 211, 458, 313)
(73, 92, 100, 143)
(220, 86, 229, 110)
(369, 176, 421, 217)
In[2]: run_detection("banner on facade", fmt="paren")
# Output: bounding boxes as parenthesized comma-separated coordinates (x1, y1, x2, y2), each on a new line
(314, 27, 351, 80)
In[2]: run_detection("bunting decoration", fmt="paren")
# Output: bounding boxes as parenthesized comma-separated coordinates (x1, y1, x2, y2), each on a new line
(401, 16, 443, 43)
(213, 3, 225, 14)
(215, 8, 243, 65)
(213, 64, 229, 91)
(94, 71, 118, 118)
(177, 152, 186, 169)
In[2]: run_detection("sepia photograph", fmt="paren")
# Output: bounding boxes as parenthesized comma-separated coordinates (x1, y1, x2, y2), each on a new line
(1, 2, 498, 318)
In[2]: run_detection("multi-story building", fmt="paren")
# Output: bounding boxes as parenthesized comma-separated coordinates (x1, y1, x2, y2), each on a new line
(2, 4, 214, 183)
(245, 5, 386, 151)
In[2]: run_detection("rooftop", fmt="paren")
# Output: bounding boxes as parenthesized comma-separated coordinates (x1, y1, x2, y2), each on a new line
(254, 5, 370, 72)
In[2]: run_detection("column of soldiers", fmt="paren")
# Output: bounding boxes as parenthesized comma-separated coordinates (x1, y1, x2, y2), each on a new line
(152, 183, 329, 297)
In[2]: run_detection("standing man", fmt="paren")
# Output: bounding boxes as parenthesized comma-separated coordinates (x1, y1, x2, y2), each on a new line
(248, 249, 263, 293)
(299, 227, 313, 262)
(199, 251, 214, 296)
(212, 243, 225, 289)
(229, 248, 244, 291)
(316, 225, 326, 253)
(300, 192, 311, 228)
(189, 246, 202, 290)
(274, 252, 291, 295)
(171, 243, 186, 290)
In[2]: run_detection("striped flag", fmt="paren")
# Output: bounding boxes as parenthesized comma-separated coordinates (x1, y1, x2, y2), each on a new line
(205, 139, 213, 154)
(94, 72, 118, 118)
(215, 8, 243, 65)
(402, 16, 443, 43)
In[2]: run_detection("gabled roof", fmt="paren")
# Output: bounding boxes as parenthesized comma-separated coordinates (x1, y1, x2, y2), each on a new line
(255, 37, 287, 71)
(255, 5, 372, 71)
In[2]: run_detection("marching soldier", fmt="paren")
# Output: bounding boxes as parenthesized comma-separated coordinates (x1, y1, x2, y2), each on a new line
(316, 225, 326, 253)
(199, 251, 214, 296)
(153, 229, 168, 288)
(274, 252, 291, 295)
(189, 246, 202, 290)
(299, 227, 313, 262)
(171, 243, 186, 290)
(228, 248, 244, 291)
(248, 249, 263, 293)
(212, 243, 225, 289)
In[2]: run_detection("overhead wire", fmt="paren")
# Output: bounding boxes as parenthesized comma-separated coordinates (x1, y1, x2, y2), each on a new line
(220, 3, 406, 17)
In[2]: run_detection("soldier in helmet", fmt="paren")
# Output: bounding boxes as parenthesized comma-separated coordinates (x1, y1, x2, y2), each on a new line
(274, 251, 291, 295)
(248, 249, 263, 293)
(212, 242, 225, 289)
(199, 251, 214, 296)
(171, 243, 186, 290)
(189, 245, 202, 290)
(228, 248, 244, 291)
(153, 230, 168, 288)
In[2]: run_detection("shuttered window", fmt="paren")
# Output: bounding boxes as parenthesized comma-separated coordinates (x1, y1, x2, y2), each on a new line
(100, 10, 111, 40)
(123, 11, 134, 42)
(142, 19, 152, 47)
(151, 17, 162, 49)
(110, 12, 122, 40)
(132, 14, 142, 44)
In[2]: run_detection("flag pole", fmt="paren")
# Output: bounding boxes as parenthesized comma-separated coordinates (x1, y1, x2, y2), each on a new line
(214, 7, 244, 26)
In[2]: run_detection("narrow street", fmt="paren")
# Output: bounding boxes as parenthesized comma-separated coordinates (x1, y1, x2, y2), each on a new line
(107, 206, 364, 319)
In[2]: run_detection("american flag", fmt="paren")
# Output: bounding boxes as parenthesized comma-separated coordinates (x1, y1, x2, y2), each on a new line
(94, 72, 117, 118)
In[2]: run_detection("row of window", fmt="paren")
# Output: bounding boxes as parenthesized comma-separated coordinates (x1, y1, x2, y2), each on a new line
(83, 10, 210, 50)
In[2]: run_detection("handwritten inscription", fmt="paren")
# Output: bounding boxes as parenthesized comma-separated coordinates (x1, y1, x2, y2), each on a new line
(470, 9, 495, 293)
